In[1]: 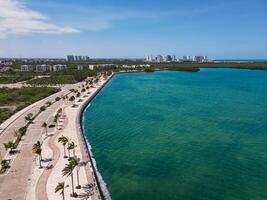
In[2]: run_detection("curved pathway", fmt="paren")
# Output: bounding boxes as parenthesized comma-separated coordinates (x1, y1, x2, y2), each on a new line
(36, 112, 68, 200)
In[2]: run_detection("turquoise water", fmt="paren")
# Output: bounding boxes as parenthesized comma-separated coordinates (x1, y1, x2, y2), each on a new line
(83, 69, 267, 200)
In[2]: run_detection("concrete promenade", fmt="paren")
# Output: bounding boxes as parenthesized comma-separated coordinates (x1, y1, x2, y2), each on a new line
(0, 75, 110, 200)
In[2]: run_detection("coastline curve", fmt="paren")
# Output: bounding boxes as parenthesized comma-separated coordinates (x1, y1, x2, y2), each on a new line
(77, 74, 116, 200)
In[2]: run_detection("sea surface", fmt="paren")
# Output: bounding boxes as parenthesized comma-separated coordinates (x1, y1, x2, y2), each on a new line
(83, 69, 267, 200)
(215, 59, 267, 62)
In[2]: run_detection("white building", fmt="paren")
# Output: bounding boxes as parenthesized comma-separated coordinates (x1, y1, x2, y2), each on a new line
(20, 65, 33, 72)
(146, 55, 154, 62)
(77, 65, 84, 70)
(89, 64, 117, 70)
(139, 64, 151, 68)
(156, 55, 164, 63)
(36, 64, 51, 72)
(192, 56, 208, 63)
(182, 56, 192, 62)
(52, 64, 66, 72)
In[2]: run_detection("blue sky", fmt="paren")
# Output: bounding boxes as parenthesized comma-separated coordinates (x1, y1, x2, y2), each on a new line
(0, 0, 266, 59)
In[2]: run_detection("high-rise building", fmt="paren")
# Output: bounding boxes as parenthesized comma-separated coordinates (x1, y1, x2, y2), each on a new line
(193, 56, 206, 63)
(182, 56, 191, 62)
(67, 55, 75, 61)
(171, 55, 176, 62)
(165, 55, 172, 62)
(146, 55, 154, 62)
(156, 55, 163, 63)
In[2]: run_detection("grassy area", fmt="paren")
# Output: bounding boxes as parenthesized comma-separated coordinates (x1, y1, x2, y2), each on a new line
(0, 87, 60, 124)
(27, 70, 98, 85)
(0, 74, 34, 84)
(149, 62, 267, 71)
(27, 75, 76, 85)
(0, 108, 13, 123)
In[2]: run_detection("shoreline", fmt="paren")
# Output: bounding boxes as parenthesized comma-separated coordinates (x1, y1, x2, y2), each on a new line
(77, 74, 115, 200)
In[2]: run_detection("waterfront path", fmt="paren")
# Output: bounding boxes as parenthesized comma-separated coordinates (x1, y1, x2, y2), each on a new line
(45, 78, 109, 200)
(0, 83, 84, 199)
(0, 75, 110, 200)
(36, 110, 67, 200)
(0, 98, 63, 199)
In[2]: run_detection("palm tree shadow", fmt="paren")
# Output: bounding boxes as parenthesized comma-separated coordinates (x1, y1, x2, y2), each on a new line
(78, 183, 96, 200)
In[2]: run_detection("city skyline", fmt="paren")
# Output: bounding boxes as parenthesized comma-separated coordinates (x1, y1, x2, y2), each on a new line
(0, 0, 266, 59)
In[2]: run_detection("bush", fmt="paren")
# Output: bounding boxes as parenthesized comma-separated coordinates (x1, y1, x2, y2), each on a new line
(40, 106, 46, 112)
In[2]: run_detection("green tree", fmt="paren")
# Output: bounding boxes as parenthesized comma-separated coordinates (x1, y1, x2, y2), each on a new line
(42, 122, 48, 136)
(32, 141, 42, 168)
(67, 141, 76, 157)
(0, 159, 11, 174)
(58, 135, 68, 158)
(70, 156, 81, 189)
(3, 141, 16, 154)
(40, 105, 46, 112)
(55, 182, 68, 200)
(69, 96, 75, 105)
(25, 113, 33, 123)
(62, 161, 77, 197)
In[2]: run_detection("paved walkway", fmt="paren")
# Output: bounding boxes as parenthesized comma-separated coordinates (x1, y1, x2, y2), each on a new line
(0, 76, 107, 200)
(0, 100, 62, 199)
(36, 111, 68, 200)
(0, 83, 81, 199)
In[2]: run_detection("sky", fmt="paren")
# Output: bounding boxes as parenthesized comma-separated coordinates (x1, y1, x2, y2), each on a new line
(0, 0, 266, 59)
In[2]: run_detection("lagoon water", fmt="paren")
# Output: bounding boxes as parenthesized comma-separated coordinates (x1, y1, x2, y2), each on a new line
(83, 69, 267, 200)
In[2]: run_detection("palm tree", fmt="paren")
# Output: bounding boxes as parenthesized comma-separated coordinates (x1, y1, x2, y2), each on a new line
(70, 156, 81, 189)
(62, 161, 77, 197)
(45, 101, 52, 106)
(32, 141, 42, 168)
(58, 136, 68, 158)
(69, 96, 75, 106)
(57, 108, 63, 114)
(67, 141, 76, 157)
(25, 113, 33, 123)
(67, 142, 72, 158)
(42, 122, 48, 136)
(3, 141, 16, 154)
(55, 182, 68, 200)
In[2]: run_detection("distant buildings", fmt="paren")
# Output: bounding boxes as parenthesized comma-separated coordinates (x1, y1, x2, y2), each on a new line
(146, 55, 154, 63)
(36, 64, 51, 72)
(20, 65, 33, 72)
(164, 55, 172, 62)
(67, 55, 90, 62)
(156, 55, 164, 63)
(67, 55, 75, 62)
(145, 54, 209, 63)
(89, 64, 117, 70)
(171, 55, 176, 62)
(77, 65, 84, 70)
(35, 64, 66, 72)
(122, 64, 150, 68)
(52, 64, 66, 72)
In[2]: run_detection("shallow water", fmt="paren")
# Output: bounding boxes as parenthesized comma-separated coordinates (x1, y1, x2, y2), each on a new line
(83, 69, 267, 200)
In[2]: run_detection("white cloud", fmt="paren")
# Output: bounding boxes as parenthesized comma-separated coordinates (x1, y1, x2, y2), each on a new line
(0, 0, 79, 37)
